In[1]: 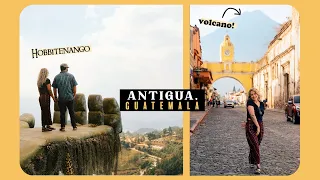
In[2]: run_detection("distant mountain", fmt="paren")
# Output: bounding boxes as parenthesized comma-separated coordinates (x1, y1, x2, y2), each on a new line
(168, 126, 182, 131)
(201, 10, 281, 62)
(134, 128, 158, 135)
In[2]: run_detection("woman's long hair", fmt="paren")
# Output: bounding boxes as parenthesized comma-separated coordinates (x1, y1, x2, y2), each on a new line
(247, 88, 262, 102)
(37, 68, 49, 88)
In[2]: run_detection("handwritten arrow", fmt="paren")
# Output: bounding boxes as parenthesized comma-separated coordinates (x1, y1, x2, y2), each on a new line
(222, 8, 241, 18)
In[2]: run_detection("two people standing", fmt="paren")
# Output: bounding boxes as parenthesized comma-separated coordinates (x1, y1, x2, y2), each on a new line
(37, 63, 78, 132)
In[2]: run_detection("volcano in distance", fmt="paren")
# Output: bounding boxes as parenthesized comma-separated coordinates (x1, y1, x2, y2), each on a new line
(200, 10, 283, 62)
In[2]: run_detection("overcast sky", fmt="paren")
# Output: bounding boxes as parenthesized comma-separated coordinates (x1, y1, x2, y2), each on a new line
(190, 5, 292, 96)
(20, 5, 183, 132)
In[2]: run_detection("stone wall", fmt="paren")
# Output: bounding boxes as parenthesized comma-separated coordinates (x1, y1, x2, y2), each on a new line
(21, 127, 119, 175)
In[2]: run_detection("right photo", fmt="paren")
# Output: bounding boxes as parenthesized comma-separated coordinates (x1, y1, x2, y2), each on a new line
(189, 5, 300, 176)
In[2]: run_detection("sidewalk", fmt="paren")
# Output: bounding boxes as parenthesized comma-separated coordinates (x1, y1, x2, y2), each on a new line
(190, 105, 212, 135)
(265, 108, 284, 113)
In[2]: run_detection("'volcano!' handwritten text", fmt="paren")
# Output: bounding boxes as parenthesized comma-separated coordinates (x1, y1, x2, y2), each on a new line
(199, 18, 237, 29)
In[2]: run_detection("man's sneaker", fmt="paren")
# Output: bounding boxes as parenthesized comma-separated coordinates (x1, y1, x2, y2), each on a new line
(60, 127, 65, 132)
(73, 127, 77, 131)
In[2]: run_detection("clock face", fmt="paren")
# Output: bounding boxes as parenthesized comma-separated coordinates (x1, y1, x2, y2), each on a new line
(225, 49, 230, 56)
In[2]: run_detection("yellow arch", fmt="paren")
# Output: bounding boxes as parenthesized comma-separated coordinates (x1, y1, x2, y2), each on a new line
(211, 73, 252, 93)
(203, 61, 256, 93)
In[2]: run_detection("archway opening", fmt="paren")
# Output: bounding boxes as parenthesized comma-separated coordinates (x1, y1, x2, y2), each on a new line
(211, 77, 247, 106)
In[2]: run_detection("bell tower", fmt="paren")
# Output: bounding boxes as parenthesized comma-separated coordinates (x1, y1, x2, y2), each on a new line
(220, 34, 234, 62)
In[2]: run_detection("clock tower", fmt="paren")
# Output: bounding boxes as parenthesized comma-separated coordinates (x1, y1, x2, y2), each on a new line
(220, 34, 234, 62)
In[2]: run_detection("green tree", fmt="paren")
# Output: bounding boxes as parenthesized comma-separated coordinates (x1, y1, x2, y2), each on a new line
(140, 160, 152, 169)
(121, 141, 130, 149)
(176, 128, 183, 140)
(163, 128, 168, 135)
(156, 144, 183, 175)
(146, 132, 157, 141)
(155, 169, 165, 175)
(145, 167, 155, 175)
(168, 127, 173, 135)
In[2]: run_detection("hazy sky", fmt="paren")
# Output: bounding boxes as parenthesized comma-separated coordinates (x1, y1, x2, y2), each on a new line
(20, 5, 183, 132)
(190, 5, 292, 96)
(190, 5, 293, 37)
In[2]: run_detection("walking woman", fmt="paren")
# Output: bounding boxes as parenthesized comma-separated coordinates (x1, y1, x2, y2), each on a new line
(37, 68, 56, 132)
(245, 88, 265, 174)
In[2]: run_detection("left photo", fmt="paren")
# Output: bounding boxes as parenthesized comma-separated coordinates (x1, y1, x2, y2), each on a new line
(19, 5, 183, 175)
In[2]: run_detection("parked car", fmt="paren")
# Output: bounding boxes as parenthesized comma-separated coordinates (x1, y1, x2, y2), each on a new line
(285, 94, 300, 124)
(224, 100, 235, 108)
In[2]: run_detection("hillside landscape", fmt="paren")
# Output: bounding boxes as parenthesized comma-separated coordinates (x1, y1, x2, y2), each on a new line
(118, 126, 183, 175)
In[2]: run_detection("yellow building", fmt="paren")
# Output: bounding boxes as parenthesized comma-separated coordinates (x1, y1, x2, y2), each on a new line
(203, 34, 256, 93)
(220, 35, 235, 62)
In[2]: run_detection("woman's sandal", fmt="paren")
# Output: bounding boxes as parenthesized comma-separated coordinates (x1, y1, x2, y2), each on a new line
(254, 168, 261, 174)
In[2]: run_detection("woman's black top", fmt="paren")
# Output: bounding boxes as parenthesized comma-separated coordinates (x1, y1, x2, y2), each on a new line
(38, 78, 51, 95)
(246, 99, 265, 122)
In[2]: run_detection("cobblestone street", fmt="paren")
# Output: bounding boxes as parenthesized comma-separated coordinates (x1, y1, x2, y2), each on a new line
(190, 106, 300, 176)
(190, 106, 211, 129)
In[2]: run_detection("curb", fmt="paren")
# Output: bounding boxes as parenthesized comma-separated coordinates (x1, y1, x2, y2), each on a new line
(190, 106, 212, 136)
(265, 108, 284, 113)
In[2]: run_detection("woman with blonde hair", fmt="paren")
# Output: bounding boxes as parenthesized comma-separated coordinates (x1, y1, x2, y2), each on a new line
(37, 68, 56, 132)
(245, 88, 265, 174)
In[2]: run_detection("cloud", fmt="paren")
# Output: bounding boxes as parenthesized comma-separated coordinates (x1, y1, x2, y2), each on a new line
(79, 5, 183, 91)
(84, 5, 99, 19)
(20, 5, 183, 129)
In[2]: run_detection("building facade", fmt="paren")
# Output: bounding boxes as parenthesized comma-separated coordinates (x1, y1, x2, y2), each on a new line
(253, 9, 300, 109)
(190, 25, 196, 89)
(224, 90, 247, 105)
(190, 25, 213, 98)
